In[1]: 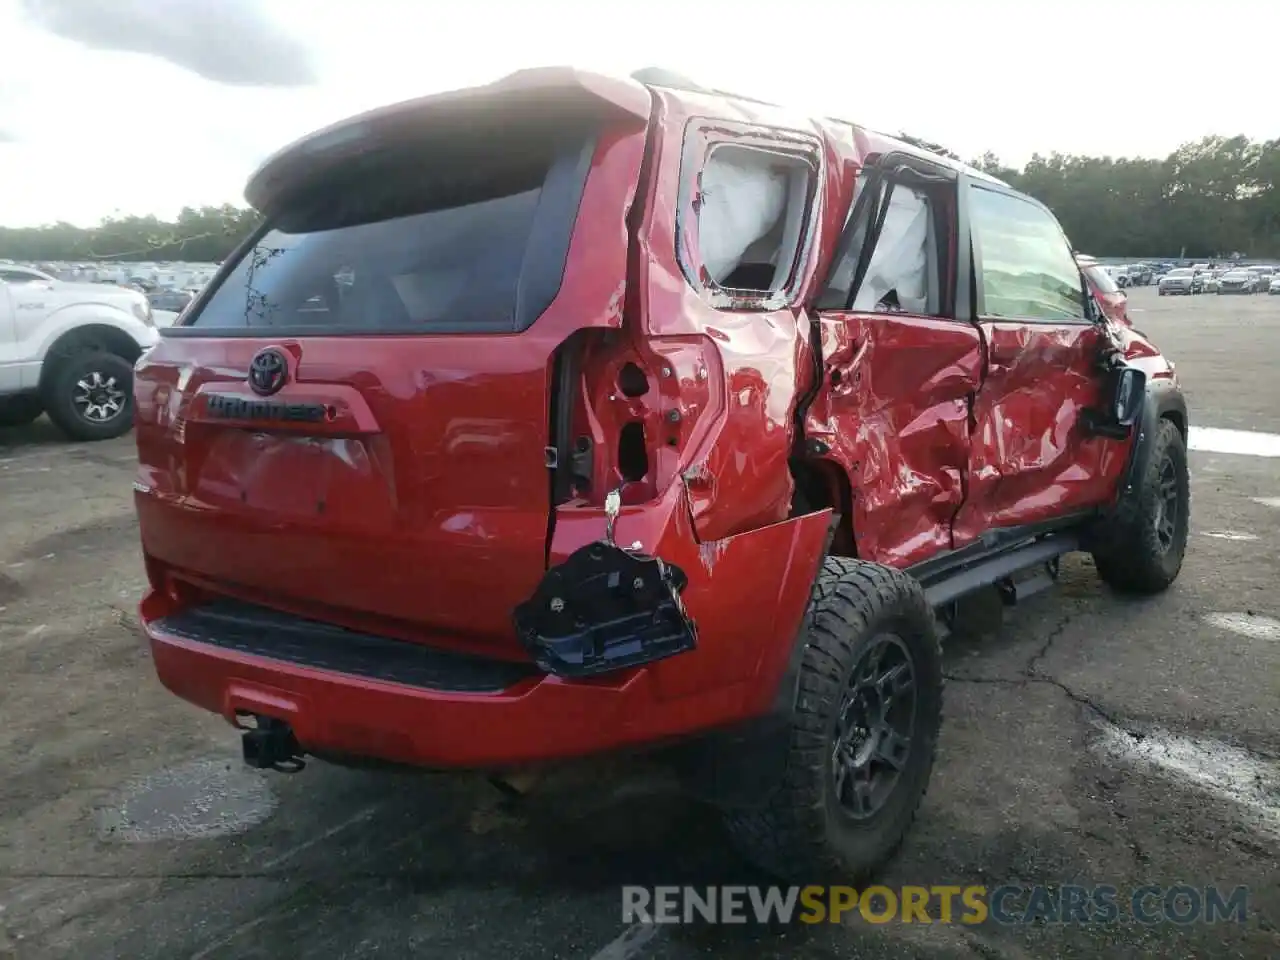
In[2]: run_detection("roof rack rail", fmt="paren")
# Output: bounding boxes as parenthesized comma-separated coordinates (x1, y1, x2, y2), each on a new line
(629, 67, 781, 108)
(629, 67, 709, 92)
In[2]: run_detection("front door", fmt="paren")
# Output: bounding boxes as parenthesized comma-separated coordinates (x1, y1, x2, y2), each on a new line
(952, 180, 1130, 546)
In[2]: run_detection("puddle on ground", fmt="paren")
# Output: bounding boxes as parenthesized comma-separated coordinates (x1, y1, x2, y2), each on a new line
(1202, 611, 1280, 642)
(95, 757, 277, 842)
(0, 572, 23, 605)
(1200, 531, 1260, 542)
(1252, 497, 1280, 509)
(1188, 427, 1280, 458)
(1094, 723, 1280, 842)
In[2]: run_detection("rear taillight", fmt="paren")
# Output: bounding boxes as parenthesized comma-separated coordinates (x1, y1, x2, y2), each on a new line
(551, 330, 720, 510)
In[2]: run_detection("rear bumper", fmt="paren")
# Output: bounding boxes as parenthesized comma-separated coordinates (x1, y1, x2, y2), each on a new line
(142, 490, 832, 769)
(146, 624, 746, 768)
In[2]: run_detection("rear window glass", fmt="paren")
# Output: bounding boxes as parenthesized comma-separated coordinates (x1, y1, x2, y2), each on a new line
(188, 136, 594, 335)
(1083, 264, 1120, 294)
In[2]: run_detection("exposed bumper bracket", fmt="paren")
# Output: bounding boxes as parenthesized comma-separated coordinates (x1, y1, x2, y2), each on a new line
(513, 541, 697, 678)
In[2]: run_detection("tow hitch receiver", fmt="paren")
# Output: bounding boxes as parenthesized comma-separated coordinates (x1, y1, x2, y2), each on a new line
(241, 716, 305, 772)
(513, 541, 697, 678)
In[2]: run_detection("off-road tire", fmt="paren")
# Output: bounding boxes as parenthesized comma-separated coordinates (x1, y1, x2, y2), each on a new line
(722, 557, 943, 884)
(1092, 418, 1189, 594)
(41, 351, 135, 442)
(0, 394, 44, 428)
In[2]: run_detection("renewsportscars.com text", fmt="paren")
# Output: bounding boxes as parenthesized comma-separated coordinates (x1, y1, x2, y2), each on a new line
(622, 884, 1249, 926)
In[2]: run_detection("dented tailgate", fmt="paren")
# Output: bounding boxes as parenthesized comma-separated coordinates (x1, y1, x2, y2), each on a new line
(133, 75, 653, 658)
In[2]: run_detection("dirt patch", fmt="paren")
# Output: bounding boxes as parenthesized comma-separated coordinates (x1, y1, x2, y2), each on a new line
(0, 571, 24, 605)
(15, 513, 138, 563)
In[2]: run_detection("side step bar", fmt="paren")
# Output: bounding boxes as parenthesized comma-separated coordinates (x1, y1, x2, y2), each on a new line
(916, 532, 1080, 609)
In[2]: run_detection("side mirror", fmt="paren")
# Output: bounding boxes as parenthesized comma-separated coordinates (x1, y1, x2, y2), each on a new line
(1113, 366, 1146, 427)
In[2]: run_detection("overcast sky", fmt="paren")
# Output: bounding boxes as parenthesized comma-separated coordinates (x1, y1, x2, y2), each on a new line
(1, 0, 1276, 227)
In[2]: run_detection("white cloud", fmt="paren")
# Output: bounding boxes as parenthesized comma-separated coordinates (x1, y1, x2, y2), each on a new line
(19, 0, 315, 86)
(1, 0, 1277, 227)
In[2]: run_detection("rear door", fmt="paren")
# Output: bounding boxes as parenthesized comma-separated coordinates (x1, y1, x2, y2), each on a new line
(807, 155, 983, 566)
(133, 75, 652, 657)
(952, 180, 1128, 545)
(1, 271, 56, 390)
(0, 278, 18, 394)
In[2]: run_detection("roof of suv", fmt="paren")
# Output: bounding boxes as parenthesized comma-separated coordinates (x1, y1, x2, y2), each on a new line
(246, 66, 1008, 212)
(627, 66, 1009, 187)
(847, 127, 1010, 186)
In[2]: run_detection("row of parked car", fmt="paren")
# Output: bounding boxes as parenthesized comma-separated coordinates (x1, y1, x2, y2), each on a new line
(1106, 263, 1158, 287)
(1156, 264, 1280, 295)
(1103, 260, 1280, 295)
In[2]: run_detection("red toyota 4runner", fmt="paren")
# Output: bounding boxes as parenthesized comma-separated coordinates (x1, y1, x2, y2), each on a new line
(132, 67, 1190, 882)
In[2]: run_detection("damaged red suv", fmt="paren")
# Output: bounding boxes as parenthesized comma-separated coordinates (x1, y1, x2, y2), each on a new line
(132, 67, 1190, 882)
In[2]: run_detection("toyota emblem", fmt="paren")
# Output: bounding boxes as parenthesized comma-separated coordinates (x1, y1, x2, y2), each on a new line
(248, 348, 288, 396)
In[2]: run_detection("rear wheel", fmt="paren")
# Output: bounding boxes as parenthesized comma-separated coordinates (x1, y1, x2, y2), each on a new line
(722, 557, 942, 883)
(41, 351, 135, 442)
(1093, 419, 1189, 594)
(0, 394, 44, 428)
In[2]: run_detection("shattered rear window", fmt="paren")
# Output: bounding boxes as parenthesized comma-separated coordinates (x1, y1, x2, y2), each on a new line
(192, 191, 542, 333)
(187, 132, 595, 335)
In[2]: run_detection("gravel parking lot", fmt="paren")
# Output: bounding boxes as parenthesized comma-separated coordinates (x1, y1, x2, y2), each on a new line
(2, 287, 1278, 959)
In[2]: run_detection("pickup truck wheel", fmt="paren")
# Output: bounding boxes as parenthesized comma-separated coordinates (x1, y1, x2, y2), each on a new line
(1093, 419, 1189, 594)
(41, 351, 135, 442)
(0, 394, 44, 428)
(722, 557, 942, 883)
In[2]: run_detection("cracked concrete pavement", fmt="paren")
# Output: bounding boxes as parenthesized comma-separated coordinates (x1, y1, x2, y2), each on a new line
(1, 287, 1278, 959)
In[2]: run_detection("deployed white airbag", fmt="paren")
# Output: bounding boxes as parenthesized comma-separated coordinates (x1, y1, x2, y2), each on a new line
(698, 148, 788, 284)
(854, 186, 930, 313)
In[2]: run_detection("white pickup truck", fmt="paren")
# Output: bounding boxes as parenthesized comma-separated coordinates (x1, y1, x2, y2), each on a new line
(0, 263, 159, 440)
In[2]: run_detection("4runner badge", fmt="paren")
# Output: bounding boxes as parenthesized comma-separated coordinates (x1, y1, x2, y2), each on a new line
(248, 348, 288, 396)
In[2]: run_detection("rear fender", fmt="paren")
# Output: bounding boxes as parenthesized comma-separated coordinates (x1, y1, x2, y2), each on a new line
(545, 487, 831, 703)
(624, 91, 839, 543)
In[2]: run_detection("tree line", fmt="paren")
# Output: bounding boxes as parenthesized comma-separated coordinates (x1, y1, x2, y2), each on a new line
(0, 204, 263, 264)
(969, 135, 1280, 260)
(1, 134, 1276, 263)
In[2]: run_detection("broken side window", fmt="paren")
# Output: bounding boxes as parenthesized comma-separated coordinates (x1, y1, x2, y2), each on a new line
(852, 184, 938, 316)
(817, 167, 947, 317)
(695, 145, 814, 297)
